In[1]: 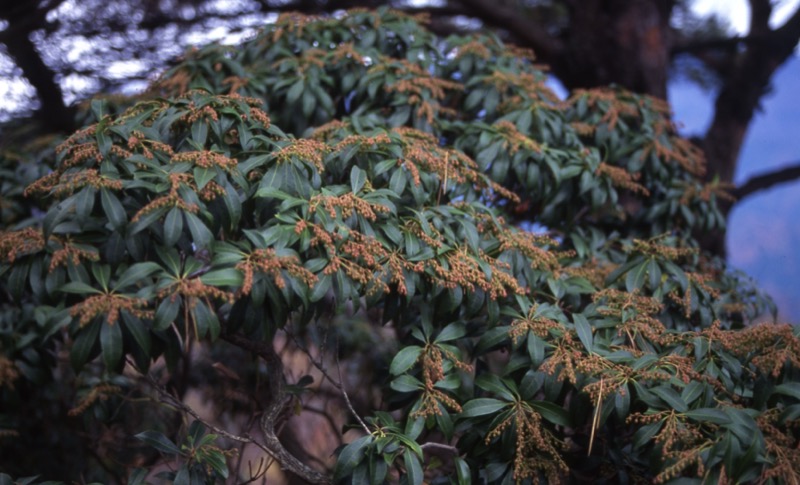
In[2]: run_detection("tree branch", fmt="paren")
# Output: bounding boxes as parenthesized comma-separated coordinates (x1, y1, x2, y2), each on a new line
(222, 333, 331, 484)
(452, 0, 564, 60)
(701, 3, 800, 185)
(0, 6, 76, 132)
(733, 162, 800, 200)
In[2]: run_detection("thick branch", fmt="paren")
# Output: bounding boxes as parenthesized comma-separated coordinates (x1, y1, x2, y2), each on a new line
(223, 333, 331, 485)
(0, 11, 76, 132)
(733, 162, 800, 200)
(453, 0, 564, 60)
(702, 4, 800, 184)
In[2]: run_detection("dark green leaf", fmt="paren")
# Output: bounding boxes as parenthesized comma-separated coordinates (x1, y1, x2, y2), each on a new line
(101, 319, 123, 369)
(114, 262, 162, 290)
(193, 166, 215, 191)
(530, 400, 571, 427)
(70, 320, 101, 371)
(391, 375, 423, 393)
(773, 382, 800, 401)
(287, 79, 304, 103)
(650, 386, 688, 413)
(350, 165, 367, 193)
(163, 207, 184, 246)
(100, 188, 127, 229)
(684, 408, 731, 425)
(404, 448, 423, 485)
(333, 435, 372, 481)
(60, 281, 102, 295)
(573, 313, 593, 352)
(191, 121, 208, 145)
(154, 297, 181, 331)
(122, 313, 151, 356)
(460, 398, 507, 418)
(390, 345, 422, 375)
(455, 456, 471, 485)
(185, 211, 214, 248)
(135, 430, 182, 455)
(435, 322, 466, 343)
(200, 268, 244, 287)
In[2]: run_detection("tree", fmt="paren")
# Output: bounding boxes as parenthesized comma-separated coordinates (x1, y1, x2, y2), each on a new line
(2, 0, 800, 257)
(2, 8, 799, 484)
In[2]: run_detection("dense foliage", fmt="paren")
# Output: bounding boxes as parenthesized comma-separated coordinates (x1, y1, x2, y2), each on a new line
(1, 8, 798, 484)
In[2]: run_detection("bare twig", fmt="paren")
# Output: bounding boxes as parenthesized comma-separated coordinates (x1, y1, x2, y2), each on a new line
(335, 350, 372, 436)
(144, 373, 259, 447)
(286, 330, 372, 436)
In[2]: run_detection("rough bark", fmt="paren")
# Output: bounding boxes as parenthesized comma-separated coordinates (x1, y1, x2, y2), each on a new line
(556, 0, 673, 99)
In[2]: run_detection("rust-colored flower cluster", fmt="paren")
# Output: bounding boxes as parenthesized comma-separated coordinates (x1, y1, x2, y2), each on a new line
(451, 39, 491, 60)
(132, 173, 199, 222)
(411, 344, 470, 418)
(274, 138, 331, 173)
(679, 180, 735, 205)
(492, 120, 542, 155)
(236, 249, 317, 295)
(569, 88, 639, 131)
(180, 103, 220, 125)
(0, 228, 45, 263)
(126, 130, 174, 160)
(427, 246, 524, 299)
(596, 162, 649, 196)
(486, 402, 568, 483)
(70, 293, 153, 327)
(221, 75, 249, 95)
(47, 169, 123, 197)
(377, 59, 463, 124)
(509, 307, 561, 344)
(668, 271, 718, 319)
(757, 408, 800, 483)
(49, 239, 100, 271)
(495, 230, 560, 273)
(68, 383, 122, 416)
(393, 127, 519, 203)
(485, 71, 561, 108)
(630, 238, 696, 261)
(642, 126, 707, 177)
(627, 410, 708, 483)
(333, 133, 392, 151)
(593, 288, 672, 348)
(331, 42, 366, 65)
(171, 150, 238, 171)
(157, 277, 234, 306)
(561, 260, 610, 289)
(538, 331, 582, 384)
(304, 223, 421, 296)
(269, 12, 324, 43)
(310, 120, 349, 141)
(711, 323, 800, 378)
(309, 193, 390, 221)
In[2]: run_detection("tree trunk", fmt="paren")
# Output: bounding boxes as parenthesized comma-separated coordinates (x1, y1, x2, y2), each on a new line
(697, 4, 800, 256)
(2, 29, 76, 133)
(1, 0, 76, 133)
(555, 0, 674, 99)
